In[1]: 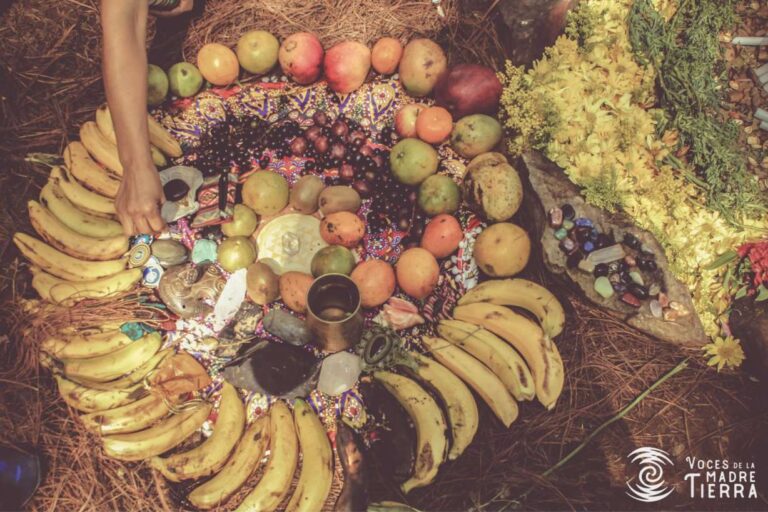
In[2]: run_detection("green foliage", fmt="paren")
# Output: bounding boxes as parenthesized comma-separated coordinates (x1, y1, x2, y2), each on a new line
(579, 169, 624, 212)
(498, 63, 552, 156)
(628, 0, 765, 223)
(565, 3, 603, 49)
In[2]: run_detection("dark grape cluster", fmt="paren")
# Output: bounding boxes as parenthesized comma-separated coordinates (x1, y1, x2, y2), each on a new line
(194, 118, 269, 176)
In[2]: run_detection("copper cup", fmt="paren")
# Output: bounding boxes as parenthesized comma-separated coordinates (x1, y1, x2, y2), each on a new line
(306, 274, 363, 353)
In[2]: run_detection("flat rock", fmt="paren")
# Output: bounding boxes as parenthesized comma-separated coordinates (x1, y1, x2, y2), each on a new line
(522, 151, 707, 346)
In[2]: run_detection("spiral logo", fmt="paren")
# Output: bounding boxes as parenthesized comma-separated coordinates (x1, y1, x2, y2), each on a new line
(626, 447, 675, 503)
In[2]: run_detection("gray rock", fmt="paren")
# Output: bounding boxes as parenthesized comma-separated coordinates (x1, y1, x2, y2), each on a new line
(522, 151, 707, 346)
(263, 309, 312, 346)
(317, 352, 363, 396)
(151, 239, 188, 267)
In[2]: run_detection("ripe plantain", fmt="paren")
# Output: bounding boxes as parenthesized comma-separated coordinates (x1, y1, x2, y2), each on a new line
(405, 352, 479, 461)
(28, 200, 128, 261)
(458, 278, 566, 338)
(151, 382, 245, 482)
(79, 121, 123, 175)
(188, 415, 270, 510)
(80, 393, 171, 435)
(42, 328, 134, 359)
(285, 399, 333, 512)
(453, 303, 565, 410)
(235, 401, 298, 512)
(63, 141, 121, 198)
(30, 266, 141, 305)
(55, 375, 146, 413)
(61, 331, 162, 383)
(421, 336, 518, 427)
(40, 181, 123, 238)
(51, 166, 116, 218)
(102, 401, 212, 461)
(96, 104, 182, 157)
(13, 232, 126, 282)
(72, 348, 173, 391)
(373, 371, 448, 494)
(438, 319, 535, 401)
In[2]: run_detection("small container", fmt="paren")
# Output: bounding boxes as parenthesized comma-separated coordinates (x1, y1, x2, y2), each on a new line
(306, 274, 363, 353)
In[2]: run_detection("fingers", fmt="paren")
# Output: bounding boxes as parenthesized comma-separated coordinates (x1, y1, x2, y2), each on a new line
(119, 215, 135, 237)
(133, 216, 153, 237)
(147, 210, 166, 234)
(117, 209, 164, 237)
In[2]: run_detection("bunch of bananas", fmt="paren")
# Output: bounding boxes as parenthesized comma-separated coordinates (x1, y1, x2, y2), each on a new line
(365, 278, 566, 494)
(14, 107, 182, 305)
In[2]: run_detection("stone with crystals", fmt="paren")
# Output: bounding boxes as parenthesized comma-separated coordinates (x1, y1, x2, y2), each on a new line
(549, 207, 563, 228)
(650, 299, 663, 318)
(151, 239, 188, 267)
(317, 351, 363, 396)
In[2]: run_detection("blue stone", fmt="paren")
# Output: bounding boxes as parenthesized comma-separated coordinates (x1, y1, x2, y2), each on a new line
(582, 241, 595, 253)
(574, 218, 594, 228)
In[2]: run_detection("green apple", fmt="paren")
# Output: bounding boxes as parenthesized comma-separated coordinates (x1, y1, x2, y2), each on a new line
(236, 30, 280, 75)
(147, 64, 169, 106)
(218, 236, 257, 273)
(168, 62, 204, 98)
(222, 204, 259, 237)
(389, 138, 439, 185)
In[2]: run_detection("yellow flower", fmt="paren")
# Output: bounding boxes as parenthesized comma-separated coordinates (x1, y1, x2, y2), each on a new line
(703, 336, 745, 371)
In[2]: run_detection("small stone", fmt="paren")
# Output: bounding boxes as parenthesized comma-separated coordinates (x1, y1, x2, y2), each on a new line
(608, 261, 621, 273)
(658, 292, 670, 308)
(151, 239, 188, 267)
(664, 309, 680, 321)
(593, 263, 609, 277)
(649, 283, 661, 296)
(624, 255, 637, 267)
(620, 292, 641, 308)
(554, 228, 569, 240)
(578, 258, 596, 273)
(561, 203, 576, 220)
(669, 301, 689, 316)
(586, 244, 626, 265)
(609, 273, 622, 285)
(612, 282, 627, 294)
(628, 282, 648, 299)
(163, 179, 190, 201)
(317, 352, 363, 396)
(582, 241, 595, 253)
(549, 207, 563, 228)
(594, 276, 614, 298)
(562, 219, 575, 231)
(650, 299, 663, 318)
(637, 258, 658, 272)
(566, 252, 583, 268)
(574, 217, 593, 228)
(573, 227, 592, 243)
(623, 233, 642, 250)
(263, 309, 312, 346)
(595, 233, 613, 249)
(640, 244, 655, 255)
(191, 239, 218, 264)
(629, 271, 644, 286)
(560, 238, 577, 253)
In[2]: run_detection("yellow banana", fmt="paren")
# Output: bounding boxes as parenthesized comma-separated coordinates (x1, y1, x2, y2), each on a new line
(29, 266, 60, 302)
(458, 279, 566, 339)
(236, 401, 298, 512)
(151, 382, 245, 482)
(373, 371, 447, 494)
(80, 121, 123, 175)
(285, 399, 333, 512)
(96, 104, 182, 158)
(62, 332, 162, 382)
(63, 141, 121, 198)
(42, 328, 133, 359)
(55, 375, 146, 413)
(421, 336, 518, 427)
(406, 352, 478, 461)
(72, 348, 173, 391)
(81, 393, 171, 435)
(453, 303, 565, 410)
(48, 268, 142, 304)
(188, 415, 270, 510)
(13, 233, 126, 282)
(51, 166, 116, 218)
(438, 319, 535, 401)
(40, 181, 123, 238)
(28, 200, 128, 261)
(103, 401, 212, 461)
(150, 145, 167, 167)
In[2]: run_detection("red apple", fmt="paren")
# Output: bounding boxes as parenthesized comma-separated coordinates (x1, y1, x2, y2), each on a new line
(434, 64, 503, 118)
(279, 32, 324, 85)
(324, 41, 371, 94)
(394, 103, 425, 138)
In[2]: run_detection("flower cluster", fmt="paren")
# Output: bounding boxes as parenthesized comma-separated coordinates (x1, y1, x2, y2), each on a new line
(499, 0, 768, 349)
(737, 241, 768, 290)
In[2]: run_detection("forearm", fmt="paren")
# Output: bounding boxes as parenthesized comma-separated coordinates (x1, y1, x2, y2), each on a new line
(100, 0, 154, 172)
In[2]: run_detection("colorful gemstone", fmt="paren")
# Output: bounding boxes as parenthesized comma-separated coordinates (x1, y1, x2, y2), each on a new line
(594, 276, 614, 298)
(620, 292, 641, 308)
(549, 207, 564, 228)
(554, 228, 569, 240)
(561, 203, 576, 220)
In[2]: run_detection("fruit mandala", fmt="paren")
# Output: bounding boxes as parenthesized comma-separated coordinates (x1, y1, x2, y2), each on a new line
(22, 72, 567, 511)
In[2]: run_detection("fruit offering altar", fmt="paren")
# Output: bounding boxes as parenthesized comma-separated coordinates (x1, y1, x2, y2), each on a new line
(14, 32, 570, 510)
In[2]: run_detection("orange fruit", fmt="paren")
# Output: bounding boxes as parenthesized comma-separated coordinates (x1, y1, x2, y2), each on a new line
(396, 247, 439, 300)
(371, 37, 403, 75)
(351, 259, 396, 308)
(415, 106, 453, 144)
(197, 43, 240, 86)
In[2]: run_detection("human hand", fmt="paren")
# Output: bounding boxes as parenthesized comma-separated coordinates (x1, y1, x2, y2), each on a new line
(150, 0, 194, 17)
(115, 164, 166, 236)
